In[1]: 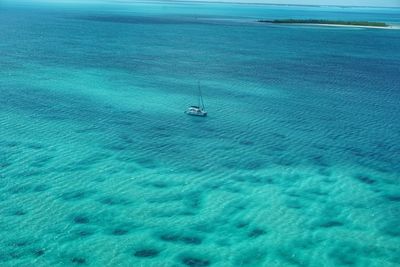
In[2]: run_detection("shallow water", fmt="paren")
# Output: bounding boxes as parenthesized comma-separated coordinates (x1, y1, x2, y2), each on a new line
(1, 1, 400, 266)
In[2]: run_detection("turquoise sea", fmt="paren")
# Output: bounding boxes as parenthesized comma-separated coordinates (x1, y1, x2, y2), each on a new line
(1, 1, 400, 266)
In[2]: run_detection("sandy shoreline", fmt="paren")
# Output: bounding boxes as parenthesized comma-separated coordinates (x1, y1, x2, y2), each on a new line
(262, 22, 399, 29)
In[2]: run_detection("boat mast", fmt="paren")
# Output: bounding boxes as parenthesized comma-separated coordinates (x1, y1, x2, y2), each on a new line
(198, 81, 205, 110)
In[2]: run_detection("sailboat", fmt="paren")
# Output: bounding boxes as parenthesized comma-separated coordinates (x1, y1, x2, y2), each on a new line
(185, 82, 207, 117)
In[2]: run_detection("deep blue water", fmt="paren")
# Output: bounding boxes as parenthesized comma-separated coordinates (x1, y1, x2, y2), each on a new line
(1, 1, 400, 266)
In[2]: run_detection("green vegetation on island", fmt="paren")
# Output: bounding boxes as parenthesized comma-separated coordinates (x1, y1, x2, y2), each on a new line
(258, 19, 388, 27)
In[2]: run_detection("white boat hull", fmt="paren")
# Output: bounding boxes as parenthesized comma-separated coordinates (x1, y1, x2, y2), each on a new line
(185, 110, 207, 117)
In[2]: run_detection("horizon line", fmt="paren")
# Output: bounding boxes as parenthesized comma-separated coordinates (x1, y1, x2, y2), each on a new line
(4, 0, 400, 8)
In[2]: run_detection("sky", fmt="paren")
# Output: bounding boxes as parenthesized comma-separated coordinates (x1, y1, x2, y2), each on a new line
(4, 0, 400, 7)
(186, 0, 400, 7)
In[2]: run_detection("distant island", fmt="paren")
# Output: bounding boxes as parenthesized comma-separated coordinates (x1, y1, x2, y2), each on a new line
(258, 19, 389, 28)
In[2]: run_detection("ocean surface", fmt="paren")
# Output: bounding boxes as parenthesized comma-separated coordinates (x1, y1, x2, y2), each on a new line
(1, 1, 400, 266)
